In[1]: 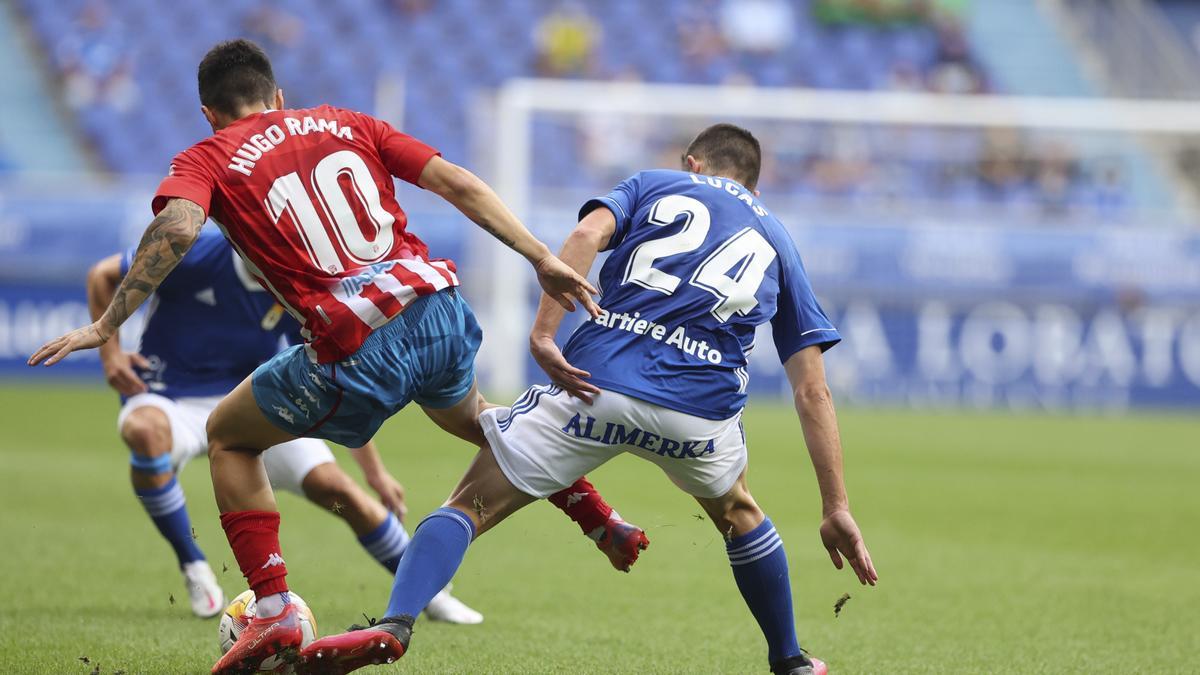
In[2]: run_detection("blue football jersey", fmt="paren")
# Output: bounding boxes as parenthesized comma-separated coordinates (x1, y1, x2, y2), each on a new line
(122, 228, 299, 400)
(562, 170, 840, 420)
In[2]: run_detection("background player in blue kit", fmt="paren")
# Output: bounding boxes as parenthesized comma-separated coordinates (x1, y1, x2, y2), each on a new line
(305, 124, 878, 674)
(88, 228, 483, 623)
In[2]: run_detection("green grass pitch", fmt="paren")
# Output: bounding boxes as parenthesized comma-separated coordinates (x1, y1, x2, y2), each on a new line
(1, 383, 1197, 673)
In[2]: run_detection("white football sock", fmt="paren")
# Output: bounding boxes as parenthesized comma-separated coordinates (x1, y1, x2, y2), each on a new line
(256, 591, 289, 618)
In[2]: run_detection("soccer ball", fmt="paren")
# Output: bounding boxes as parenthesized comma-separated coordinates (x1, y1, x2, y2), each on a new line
(218, 589, 318, 670)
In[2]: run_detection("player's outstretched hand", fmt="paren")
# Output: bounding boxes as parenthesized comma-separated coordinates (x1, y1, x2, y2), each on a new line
(534, 254, 601, 318)
(27, 322, 111, 367)
(531, 334, 600, 404)
(367, 471, 408, 522)
(103, 351, 151, 397)
(820, 509, 878, 586)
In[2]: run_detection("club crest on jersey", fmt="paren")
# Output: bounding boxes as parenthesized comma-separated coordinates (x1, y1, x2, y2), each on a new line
(560, 414, 716, 458)
(260, 303, 285, 330)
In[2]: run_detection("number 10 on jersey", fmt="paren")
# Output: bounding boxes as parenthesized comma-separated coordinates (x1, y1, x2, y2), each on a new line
(265, 150, 396, 274)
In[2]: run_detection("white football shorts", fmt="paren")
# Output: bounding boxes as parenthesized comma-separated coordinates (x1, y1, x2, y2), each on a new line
(117, 393, 335, 495)
(480, 385, 747, 500)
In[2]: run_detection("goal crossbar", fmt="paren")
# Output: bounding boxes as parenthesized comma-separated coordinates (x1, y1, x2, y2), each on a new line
(483, 79, 1200, 393)
(499, 79, 1200, 133)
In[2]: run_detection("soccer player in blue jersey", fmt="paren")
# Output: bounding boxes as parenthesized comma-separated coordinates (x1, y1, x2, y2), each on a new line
(304, 124, 877, 674)
(88, 229, 483, 623)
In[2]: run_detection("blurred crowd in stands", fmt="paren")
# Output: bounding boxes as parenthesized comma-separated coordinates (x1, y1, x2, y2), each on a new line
(8, 0, 1135, 221)
(532, 0, 986, 94)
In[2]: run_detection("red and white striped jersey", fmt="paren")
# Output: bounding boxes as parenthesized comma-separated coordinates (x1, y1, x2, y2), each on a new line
(152, 105, 459, 363)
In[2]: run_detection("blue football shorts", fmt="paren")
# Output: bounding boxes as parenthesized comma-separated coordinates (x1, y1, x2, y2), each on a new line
(251, 288, 482, 448)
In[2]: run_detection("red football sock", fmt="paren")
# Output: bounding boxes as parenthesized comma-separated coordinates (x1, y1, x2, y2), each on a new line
(220, 510, 289, 598)
(548, 477, 614, 536)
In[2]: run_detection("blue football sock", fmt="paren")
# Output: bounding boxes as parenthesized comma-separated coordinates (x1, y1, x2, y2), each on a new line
(135, 476, 205, 566)
(358, 512, 411, 574)
(384, 507, 474, 618)
(726, 516, 801, 664)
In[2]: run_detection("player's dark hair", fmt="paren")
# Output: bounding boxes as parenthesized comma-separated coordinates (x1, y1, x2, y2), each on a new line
(683, 123, 762, 190)
(197, 39, 277, 117)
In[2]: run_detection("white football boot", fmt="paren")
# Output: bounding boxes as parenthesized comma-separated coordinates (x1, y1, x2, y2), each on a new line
(424, 585, 483, 624)
(182, 560, 225, 618)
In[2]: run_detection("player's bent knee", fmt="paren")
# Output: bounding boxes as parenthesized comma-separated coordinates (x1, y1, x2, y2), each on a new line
(204, 407, 229, 451)
(207, 434, 248, 461)
(120, 408, 171, 456)
(206, 432, 228, 461)
(721, 500, 764, 537)
(699, 488, 764, 537)
(205, 410, 265, 460)
(300, 464, 359, 508)
(442, 471, 536, 536)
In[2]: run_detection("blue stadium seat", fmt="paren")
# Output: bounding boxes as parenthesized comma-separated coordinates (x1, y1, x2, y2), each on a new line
(19, 0, 1136, 212)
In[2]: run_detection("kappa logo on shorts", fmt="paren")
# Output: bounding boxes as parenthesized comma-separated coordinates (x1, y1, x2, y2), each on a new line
(272, 406, 296, 424)
(306, 371, 327, 391)
(291, 397, 312, 418)
(560, 413, 717, 458)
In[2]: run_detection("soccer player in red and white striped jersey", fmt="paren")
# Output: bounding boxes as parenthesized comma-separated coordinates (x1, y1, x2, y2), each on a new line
(155, 99, 463, 364)
(30, 39, 649, 675)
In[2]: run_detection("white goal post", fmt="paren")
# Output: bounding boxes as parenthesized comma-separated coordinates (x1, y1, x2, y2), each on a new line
(480, 78, 1200, 395)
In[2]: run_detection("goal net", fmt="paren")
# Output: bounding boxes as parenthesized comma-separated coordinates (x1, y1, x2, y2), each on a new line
(470, 79, 1200, 408)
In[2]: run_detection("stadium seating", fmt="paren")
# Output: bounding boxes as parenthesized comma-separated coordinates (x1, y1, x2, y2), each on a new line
(0, 2, 89, 174)
(6, 0, 1132, 217)
(1157, 0, 1200, 57)
(9, 1, 973, 169)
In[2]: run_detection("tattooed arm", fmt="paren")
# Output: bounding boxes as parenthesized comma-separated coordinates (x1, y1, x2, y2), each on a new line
(88, 253, 151, 395)
(101, 199, 206, 334)
(28, 198, 206, 366)
(417, 155, 599, 315)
